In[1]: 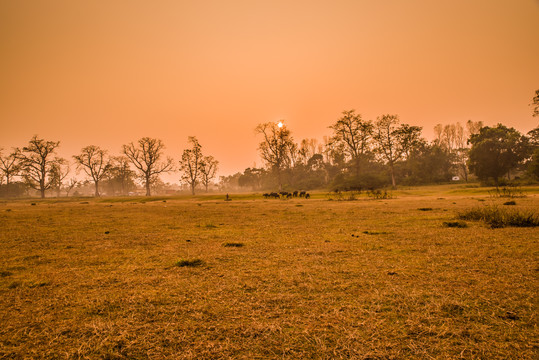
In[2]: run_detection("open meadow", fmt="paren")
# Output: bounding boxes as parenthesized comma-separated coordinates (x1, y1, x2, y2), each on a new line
(1, 185, 538, 359)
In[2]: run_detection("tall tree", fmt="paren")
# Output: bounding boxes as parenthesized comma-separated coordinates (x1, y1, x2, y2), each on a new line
(17, 136, 61, 198)
(468, 124, 530, 185)
(0, 148, 21, 196)
(73, 145, 111, 197)
(372, 115, 423, 187)
(255, 122, 295, 190)
(199, 155, 219, 192)
(329, 110, 373, 179)
(179, 136, 203, 195)
(122, 137, 174, 196)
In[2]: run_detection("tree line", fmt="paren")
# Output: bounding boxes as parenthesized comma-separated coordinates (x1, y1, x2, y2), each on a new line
(224, 113, 536, 193)
(225, 91, 539, 192)
(0, 136, 218, 198)
(2, 91, 538, 198)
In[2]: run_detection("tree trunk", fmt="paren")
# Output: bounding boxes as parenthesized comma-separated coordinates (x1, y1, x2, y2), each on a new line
(94, 182, 100, 197)
(145, 177, 151, 196)
(191, 183, 195, 195)
(40, 187, 45, 198)
(389, 162, 396, 188)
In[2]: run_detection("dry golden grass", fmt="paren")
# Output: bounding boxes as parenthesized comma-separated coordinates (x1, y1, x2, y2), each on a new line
(0, 188, 538, 359)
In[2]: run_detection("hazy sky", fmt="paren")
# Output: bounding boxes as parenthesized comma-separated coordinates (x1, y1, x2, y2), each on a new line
(1, 0, 538, 178)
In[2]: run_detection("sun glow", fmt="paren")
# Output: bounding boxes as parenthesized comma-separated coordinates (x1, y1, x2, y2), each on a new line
(277, 121, 284, 128)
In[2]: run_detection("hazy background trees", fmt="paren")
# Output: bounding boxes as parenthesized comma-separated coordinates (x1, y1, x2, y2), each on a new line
(255, 122, 296, 191)
(372, 115, 423, 188)
(329, 110, 373, 182)
(199, 155, 219, 192)
(179, 136, 203, 195)
(0, 148, 21, 197)
(17, 136, 62, 198)
(73, 145, 111, 197)
(122, 137, 174, 196)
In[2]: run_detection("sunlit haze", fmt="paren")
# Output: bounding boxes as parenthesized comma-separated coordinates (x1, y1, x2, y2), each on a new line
(1, 0, 538, 179)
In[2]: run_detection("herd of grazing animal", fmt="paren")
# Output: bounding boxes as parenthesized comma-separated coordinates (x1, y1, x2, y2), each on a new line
(263, 191, 311, 199)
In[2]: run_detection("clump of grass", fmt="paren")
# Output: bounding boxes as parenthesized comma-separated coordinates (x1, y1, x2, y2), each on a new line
(0, 271, 13, 277)
(442, 221, 468, 228)
(458, 205, 539, 228)
(418, 207, 433, 211)
(205, 223, 217, 228)
(222, 242, 244, 247)
(488, 185, 525, 198)
(362, 230, 388, 235)
(367, 189, 393, 199)
(175, 259, 204, 267)
(8, 281, 22, 289)
(503, 201, 516, 206)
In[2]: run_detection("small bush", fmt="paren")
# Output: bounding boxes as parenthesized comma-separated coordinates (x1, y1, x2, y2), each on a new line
(442, 221, 468, 228)
(418, 208, 433, 211)
(503, 201, 516, 206)
(367, 189, 393, 199)
(458, 206, 539, 228)
(175, 259, 204, 267)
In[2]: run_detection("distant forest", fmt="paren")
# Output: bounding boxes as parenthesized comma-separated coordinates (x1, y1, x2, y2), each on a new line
(2, 91, 539, 198)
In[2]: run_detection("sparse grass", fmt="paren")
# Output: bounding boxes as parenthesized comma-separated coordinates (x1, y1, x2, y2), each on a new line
(458, 205, 539, 228)
(0, 185, 538, 358)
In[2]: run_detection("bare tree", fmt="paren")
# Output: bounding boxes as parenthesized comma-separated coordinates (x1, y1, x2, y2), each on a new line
(466, 120, 483, 137)
(255, 122, 295, 190)
(179, 136, 203, 195)
(199, 155, 219, 192)
(372, 115, 423, 188)
(122, 138, 174, 196)
(17, 136, 61, 198)
(73, 145, 111, 197)
(0, 148, 21, 195)
(298, 138, 319, 165)
(49, 158, 70, 197)
(329, 110, 373, 178)
(64, 177, 79, 197)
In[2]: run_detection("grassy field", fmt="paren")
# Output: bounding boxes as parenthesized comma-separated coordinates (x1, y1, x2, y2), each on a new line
(0, 186, 538, 359)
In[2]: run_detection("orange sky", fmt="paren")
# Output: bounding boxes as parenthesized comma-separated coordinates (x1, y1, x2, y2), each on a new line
(1, 0, 538, 179)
